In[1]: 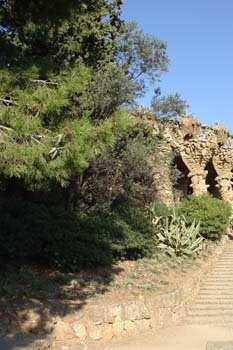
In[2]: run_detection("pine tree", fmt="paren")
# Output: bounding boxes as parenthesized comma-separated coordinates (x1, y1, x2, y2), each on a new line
(0, 0, 169, 189)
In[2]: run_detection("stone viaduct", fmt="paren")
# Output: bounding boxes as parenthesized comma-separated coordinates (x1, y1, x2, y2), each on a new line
(136, 111, 233, 207)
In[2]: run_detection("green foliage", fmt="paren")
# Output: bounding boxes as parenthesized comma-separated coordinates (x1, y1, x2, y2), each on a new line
(110, 200, 155, 259)
(150, 201, 172, 219)
(0, 58, 133, 188)
(0, 197, 154, 271)
(0, 0, 170, 189)
(0, 107, 131, 189)
(153, 209, 204, 257)
(0, 197, 112, 270)
(0, 0, 173, 272)
(116, 22, 169, 91)
(0, 0, 124, 66)
(81, 62, 139, 119)
(179, 194, 232, 240)
(151, 91, 189, 118)
(79, 123, 161, 211)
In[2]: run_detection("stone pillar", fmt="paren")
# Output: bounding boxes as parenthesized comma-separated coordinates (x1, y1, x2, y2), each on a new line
(188, 169, 208, 196)
(153, 167, 174, 207)
(215, 174, 233, 203)
(152, 142, 175, 207)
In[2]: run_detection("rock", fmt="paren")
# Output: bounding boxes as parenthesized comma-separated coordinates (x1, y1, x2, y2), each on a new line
(142, 319, 151, 329)
(72, 322, 87, 341)
(149, 315, 162, 329)
(55, 340, 84, 350)
(123, 320, 136, 335)
(123, 301, 150, 321)
(53, 322, 75, 341)
(112, 320, 124, 338)
(88, 324, 102, 340)
(87, 306, 104, 325)
(102, 323, 113, 340)
(104, 304, 122, 324)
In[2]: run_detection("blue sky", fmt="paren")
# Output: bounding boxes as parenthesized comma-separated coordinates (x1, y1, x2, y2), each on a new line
(122, 0, 233, 131)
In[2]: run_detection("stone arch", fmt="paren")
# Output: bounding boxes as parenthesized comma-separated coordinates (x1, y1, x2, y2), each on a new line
(205, 160, 221, 198)
(172, 155, 192, 200)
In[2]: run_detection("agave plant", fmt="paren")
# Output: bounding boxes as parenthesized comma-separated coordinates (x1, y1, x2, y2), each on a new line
(153, 209, 204, 257)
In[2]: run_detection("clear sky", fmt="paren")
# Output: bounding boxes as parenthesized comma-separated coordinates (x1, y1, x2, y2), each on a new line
(122, 0, 233, 132)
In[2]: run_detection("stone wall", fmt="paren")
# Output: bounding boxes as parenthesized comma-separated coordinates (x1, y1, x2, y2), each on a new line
(148, 114, 233, 206)
(52, 239, 226, 349)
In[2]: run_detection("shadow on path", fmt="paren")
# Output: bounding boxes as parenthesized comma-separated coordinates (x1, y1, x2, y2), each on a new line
(0, 260, 123, 350)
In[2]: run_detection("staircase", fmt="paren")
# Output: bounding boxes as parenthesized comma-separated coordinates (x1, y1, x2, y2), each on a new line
(185, 240, 233, 327)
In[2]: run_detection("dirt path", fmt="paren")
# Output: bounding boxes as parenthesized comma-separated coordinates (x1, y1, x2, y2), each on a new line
(107, 240, 233, 350)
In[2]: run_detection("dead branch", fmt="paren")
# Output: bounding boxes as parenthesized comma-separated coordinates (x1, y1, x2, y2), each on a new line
(0, 98, 18, 106)
(30, 79, 59, 88)
(30, 136, 43, 145)
(0, 125, 13, 131)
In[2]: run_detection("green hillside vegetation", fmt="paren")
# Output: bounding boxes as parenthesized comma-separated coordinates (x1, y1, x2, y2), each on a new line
(0, 0, 231, 272)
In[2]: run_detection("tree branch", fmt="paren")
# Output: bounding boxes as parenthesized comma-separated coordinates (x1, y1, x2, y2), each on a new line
(0, 125, 13, 131)
(0, 98, 18, 106)
(30, 79, 59, 88)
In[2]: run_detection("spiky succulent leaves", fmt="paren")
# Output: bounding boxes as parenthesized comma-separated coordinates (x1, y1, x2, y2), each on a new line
(154, 209, 204, 257)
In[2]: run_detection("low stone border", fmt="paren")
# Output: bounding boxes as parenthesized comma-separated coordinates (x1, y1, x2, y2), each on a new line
(53, 237, 227, 348)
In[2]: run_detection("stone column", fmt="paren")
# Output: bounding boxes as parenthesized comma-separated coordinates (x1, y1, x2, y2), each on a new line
(152, 144, 174, 207)
(153, 167, 174, 207)
(188, 169, 208, 196)
(215, 174, 233, 203)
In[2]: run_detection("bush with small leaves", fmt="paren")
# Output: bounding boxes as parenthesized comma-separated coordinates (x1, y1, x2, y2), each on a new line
(179, 194, 232, 241)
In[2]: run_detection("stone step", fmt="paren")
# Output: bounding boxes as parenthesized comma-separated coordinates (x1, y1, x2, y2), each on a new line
(214, 260, 233, 262)
(215, 266, 233, 269)
(193, 301, 233, 305)
(212, 260, 233, 262)
(204, 277, 233, 280)
(195, 299, 233, 304)
(198, 288, 233, 293)
(206, 275, 233, 277)
(204, 280, 233, 282)
(185, 315, 233, 325)
(196, 297, 233, 302)
(189, 305, 233, 310)
(210, 270, 233, 274)
(183, 242, 233, 328)
(211, 266, 233, 268)
(202, 286, 233, 289)
(203, 283, 233, 286)
(198, 293, 233, 297)
(206, 274, 233, 277)
(207, 274, 233, 276)
(211, 270, 233, 272)
(212, 267, 233, 270)
(187, 309, 233, 317)
(207, 263, 233, 267)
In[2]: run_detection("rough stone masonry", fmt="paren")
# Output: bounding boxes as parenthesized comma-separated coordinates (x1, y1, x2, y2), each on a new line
(136, 111, 233, 207)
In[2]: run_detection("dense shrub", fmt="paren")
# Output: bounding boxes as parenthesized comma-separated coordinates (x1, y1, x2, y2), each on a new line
(179, 194, 232, 240)
(0, 197, 113, 270)
(78, 123, 162, 211)
(110, 201, 155, 259)
(0, 197, 155, 271)
(150, 201, 172, 218)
